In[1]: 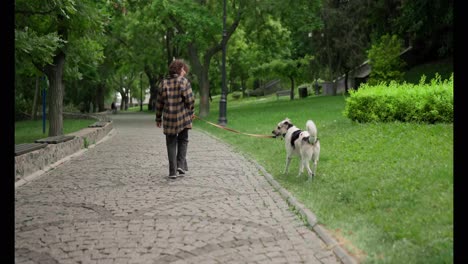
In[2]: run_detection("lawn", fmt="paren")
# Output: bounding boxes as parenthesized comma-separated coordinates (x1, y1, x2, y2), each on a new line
(192, 93, 453, 264)
(15, 118, 96, 145)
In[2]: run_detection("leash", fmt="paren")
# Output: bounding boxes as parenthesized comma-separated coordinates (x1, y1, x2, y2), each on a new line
(194, 115, 275, 138)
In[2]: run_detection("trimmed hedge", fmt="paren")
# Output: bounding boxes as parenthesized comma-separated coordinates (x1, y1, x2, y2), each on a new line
(343, 74, 453, 123)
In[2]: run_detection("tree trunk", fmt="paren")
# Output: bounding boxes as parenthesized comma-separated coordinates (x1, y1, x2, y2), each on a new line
(96, 82, 105, 112)
(145, 68, 161, 112)
(125, 91, 129, 110)
(42, 13, 67, 136)
(188, 43, 211, 118)
(198, 68, 211, 118)
(148, 81, 158, 112)
(289, 76, 295, 100)
(31, 76, 40, 120)
(344, 71, 349, 94)
(44, 52, 65, 136)
(241, 78, 246, 97)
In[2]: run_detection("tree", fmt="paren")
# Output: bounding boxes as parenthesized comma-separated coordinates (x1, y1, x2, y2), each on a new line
(108, 1, 168, 112)
(367, 34, 406, 85)
(150, 0, 243, 118)
(310, 0, 372, 93)
(394, 0, 453, 62)
(226, 28, 255, 97)
(252, 56, 311, 100)
(15, 0, 107, 136)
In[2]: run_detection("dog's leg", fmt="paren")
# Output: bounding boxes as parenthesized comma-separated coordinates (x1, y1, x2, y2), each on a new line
(306, 161, 314, 181)
(311, 159, 318, 177)
(305, 160, 313, 177)
(297, 158, 304, 177)
(311, 144, 320, 179)
(283, 156, 292, 174)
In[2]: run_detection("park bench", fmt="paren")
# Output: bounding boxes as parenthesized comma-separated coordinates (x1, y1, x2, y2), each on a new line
(35, 135, 75, 144)
(15, 143, 48, 156)
(276, 90, 291, 99)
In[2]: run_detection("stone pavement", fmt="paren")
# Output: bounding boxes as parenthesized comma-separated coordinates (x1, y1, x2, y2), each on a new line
(15, 112, 354, 264)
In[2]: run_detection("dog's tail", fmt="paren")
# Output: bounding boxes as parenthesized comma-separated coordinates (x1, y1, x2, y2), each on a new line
(305, 120, 318, 144)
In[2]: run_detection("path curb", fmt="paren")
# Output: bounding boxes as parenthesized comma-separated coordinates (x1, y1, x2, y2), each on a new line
(253, 161, 358, 264)
(15, 128, 116, 189)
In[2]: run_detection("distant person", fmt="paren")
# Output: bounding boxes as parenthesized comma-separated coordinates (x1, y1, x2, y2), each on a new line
(111, 101, 117, 114)
(155, 59, 195, 179)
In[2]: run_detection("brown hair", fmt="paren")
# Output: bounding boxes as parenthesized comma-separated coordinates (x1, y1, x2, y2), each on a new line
(169, 59, 189, 75)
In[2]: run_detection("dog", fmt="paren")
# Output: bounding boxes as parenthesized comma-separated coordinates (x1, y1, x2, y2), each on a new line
(272, 118, 320, 181)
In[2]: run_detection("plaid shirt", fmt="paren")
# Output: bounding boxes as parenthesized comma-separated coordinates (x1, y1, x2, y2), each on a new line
(155, 74, 195, 135)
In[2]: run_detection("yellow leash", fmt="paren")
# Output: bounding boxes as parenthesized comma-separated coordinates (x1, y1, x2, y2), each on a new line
(194, 115, 275, 138)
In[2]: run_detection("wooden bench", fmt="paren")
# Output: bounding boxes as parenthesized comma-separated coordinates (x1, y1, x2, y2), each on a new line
(15, 143, 48, 156)
(88, 121, 108, 128)
(276, 90, 291, 99)
(35, 135, 75, 144)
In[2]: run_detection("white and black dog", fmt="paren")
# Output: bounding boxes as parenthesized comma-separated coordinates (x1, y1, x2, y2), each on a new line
(272, 118, 320, 181)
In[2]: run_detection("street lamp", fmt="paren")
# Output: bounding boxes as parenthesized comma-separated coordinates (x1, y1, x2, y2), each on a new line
(140, 72, 143, 111)
(218, 0, 227, 126)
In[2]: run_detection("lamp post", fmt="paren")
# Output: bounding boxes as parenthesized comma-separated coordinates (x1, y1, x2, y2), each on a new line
(42, 76, 47, 134)
(140, 72, 143, 111)
(218, 0, 227, 126)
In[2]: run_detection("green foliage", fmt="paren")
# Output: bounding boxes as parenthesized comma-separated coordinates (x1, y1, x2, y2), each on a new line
(15, 0, 111, 131)
(394, 0, 453, 58)
(15, 29, 65, 67)
(343, 74, 453, 124)
(64, 37, 106, 81)
(83, 137, 89, 148)
(367, 34, 406, 85)
(15, 93, 30, 121)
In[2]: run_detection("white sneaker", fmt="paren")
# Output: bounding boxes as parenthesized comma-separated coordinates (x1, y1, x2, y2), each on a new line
(177, 168, 186, 176)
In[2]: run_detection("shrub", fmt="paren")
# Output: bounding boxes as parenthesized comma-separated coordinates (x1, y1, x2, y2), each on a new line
(15, 93, 31, 121)
(231, 91, 242, 100)
(343, 73, 453, 124)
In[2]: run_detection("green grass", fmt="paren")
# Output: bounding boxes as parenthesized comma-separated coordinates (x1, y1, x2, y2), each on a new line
(192, 94, 453, 264)
(15, 118, 96, 144)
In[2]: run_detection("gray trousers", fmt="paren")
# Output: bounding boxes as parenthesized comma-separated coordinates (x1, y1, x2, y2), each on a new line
(165, 128, 189, 176)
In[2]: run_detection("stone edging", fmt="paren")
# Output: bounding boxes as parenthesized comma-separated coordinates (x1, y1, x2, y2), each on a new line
(15, 120, 113, 187)
(252, 162, 358, 264)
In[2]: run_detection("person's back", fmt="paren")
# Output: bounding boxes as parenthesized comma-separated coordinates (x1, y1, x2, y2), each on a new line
(111, 102, 117, 114)
(155, 59, 195, 178)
